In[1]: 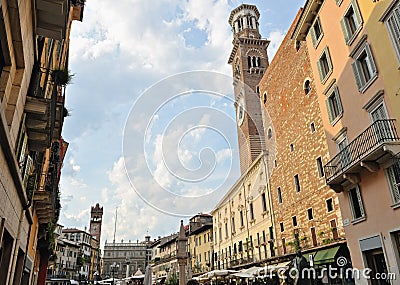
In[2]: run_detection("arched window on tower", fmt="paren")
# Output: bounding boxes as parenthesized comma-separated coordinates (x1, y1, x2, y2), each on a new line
(248, 56, 252, 68)
(257, 57, 261, 67)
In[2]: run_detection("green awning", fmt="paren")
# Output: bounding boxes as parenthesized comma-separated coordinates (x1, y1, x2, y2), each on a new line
(313, 246, 340, 265)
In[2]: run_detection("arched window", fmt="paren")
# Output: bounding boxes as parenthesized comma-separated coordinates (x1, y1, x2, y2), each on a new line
(257, 57, 261, 67)
(248, 56, 252, 68)
(304, 79, 311, 95)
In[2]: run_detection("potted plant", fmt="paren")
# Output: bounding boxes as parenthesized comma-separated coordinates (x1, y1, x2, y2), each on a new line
(51, 68, 74, 86)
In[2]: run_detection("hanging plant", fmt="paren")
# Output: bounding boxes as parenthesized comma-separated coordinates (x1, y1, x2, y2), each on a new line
(51, 68, 74, 86)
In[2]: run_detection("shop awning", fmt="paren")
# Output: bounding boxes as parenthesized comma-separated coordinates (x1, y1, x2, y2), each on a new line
(313, 246, 340, 265)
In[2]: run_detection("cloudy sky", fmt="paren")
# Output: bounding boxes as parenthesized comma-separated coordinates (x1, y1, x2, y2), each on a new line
(60, 0, 304, 248)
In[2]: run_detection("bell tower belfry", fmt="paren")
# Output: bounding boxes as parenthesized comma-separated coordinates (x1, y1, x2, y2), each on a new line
(228, 4, 269, 174)
(89, 203, 103, 243)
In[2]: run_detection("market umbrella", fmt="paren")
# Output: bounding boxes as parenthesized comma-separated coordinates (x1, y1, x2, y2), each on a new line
(144, 265, 153, 285)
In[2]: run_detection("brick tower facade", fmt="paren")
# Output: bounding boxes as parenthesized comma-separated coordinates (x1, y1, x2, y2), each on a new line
(228, 4, 269, 174)
(89, 203, 103, 243)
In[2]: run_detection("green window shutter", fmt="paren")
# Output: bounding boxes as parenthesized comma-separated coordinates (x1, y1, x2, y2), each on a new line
(334, 86, 343, 116)
(352, 0, 363, 27)
(340, 18, 350, 44)
(326, 47, 333, 73)
(351, 61, 362, 91)
(326, 98, 333, 124)
(310, 25, 317, 47)
(387, 165, 400, 203)
(317, 59, 324, 82)
(365, 43, 377, 76)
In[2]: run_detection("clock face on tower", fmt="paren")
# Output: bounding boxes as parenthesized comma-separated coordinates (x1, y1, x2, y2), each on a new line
(92, 225, 98, 231)
(237, 96, 245, 126)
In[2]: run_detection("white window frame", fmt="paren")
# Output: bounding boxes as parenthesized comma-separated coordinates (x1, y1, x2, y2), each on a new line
(384, 3, 400, 65)
(325, 85, 343, 126)
(317, 47, 333, 84)
(351, 42, 378, 93)
(341, 0, 363, 45)
(310, 17, 324, 48)
(385, 161, 400, 207)
(348, 185, 366, 222)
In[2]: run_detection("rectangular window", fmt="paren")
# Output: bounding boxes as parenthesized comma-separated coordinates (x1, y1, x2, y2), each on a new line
(219, 228, 222, 241)
(326, 86, 343, 125)
(269, 226, 274, 240)
(316, 157, 325, 177)
(280, 222, 284, 232)
(326, 198, 334, 212)
(249, 202, 254, 220)
(308, 208, 314, 220)
(292, 216, 297, 227)
(310, 17, 324, 47)
(282, 238, 287, 254)
(240, 210, 244, 227)
(277, 187, 282, 203)
(348, 186, 365, 220)
(231, 217, 235, 233)
(341, 0, 363, 44)
(352, 42, 377, 92)
(311, 228, 317, 246)
(204, 234, 206, 244)
(225, 223, 228, 238)
(294, 174, 301, 192)
(261, 193, 267, 212)
(317, 47, 333, 83)
(385, 3, 400, 64)
(386, 161, 400, 205)
(330, 219, 339, 240)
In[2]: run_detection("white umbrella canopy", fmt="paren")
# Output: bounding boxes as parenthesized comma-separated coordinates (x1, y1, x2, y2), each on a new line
(144, 265, 153, 285)
(134, 269, 144, 276)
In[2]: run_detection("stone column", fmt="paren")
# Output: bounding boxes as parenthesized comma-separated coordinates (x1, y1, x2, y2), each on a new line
(177, 220, 188, 285)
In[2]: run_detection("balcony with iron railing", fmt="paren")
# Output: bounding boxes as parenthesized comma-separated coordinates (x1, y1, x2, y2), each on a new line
(324, 119, 400, 192)
(25, 67, 66, 152)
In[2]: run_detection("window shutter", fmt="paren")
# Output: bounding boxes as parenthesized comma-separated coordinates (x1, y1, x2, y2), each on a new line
(317, 59, 324, 82)
(326, 98, 333, 124)
(386, 7, 400, 64)
(352, 0, 363, 27)
(334, 86, 343, 116)
(340, 18, 350, 44)
(310, 25, 317, 47)
(365, 44, 377, 76)
(352, 61, 362, 91)
(326, 47, 333, 72)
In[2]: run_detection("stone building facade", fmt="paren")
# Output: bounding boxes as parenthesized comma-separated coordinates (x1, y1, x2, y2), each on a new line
(103, 238, 150, 279)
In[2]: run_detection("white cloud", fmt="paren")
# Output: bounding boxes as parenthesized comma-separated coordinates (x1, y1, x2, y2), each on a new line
(267, 30, 286, 60)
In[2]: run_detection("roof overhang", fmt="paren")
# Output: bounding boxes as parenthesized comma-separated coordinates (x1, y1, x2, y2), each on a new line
(292, 0, 323, 41)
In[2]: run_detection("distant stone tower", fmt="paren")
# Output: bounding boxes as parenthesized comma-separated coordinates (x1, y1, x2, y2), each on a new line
(89, 203, 103, 242)
(228, 4, 269, 173)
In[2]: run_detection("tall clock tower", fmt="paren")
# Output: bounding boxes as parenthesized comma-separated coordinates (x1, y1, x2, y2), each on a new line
(89, 203, 103, 243)
(228, 4, 269, 174)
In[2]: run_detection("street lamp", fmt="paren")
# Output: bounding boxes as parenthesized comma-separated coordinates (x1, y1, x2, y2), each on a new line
(111, 262, 119, 285)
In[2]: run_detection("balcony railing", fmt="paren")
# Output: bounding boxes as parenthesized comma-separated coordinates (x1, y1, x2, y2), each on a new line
(324, 119, 400, 185)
